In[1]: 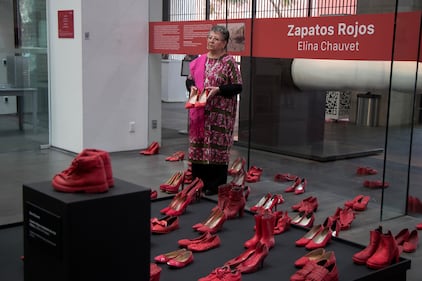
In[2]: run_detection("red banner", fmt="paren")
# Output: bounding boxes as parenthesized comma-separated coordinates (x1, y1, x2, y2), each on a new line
(149, 19, 251, 56)
(149, 12, 422, 61)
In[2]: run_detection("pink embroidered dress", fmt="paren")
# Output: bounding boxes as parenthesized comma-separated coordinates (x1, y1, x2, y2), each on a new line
(188, 53, 242, 165)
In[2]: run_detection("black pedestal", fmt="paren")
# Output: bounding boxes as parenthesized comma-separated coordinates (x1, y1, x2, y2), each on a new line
(23, 178, 150, 281)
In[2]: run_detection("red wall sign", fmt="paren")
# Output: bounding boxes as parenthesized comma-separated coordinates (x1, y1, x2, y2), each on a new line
(58, 10, 74, 39)
(149, 12, 422, 62)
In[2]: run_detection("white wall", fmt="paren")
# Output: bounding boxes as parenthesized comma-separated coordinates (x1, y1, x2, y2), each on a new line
(49, 1, 84, 152)
(49, 0, 149, 153)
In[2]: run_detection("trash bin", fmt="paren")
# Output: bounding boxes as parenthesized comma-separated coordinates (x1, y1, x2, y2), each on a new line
(356, 93, 380, 127)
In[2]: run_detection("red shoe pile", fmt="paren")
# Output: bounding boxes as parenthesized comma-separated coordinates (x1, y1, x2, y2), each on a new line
(159, 170, 184, 193)
(139, 141, 159, 155)
(291, 196, 319, 213)
(150, 215, 179, 234)
(344, 194, 370, 211)
(285, 177, 307, 195)
(290, 250, 338, 281)
(160, 178, 204, 216)
(165, 151, 185, 161)
(394, 228, 419, 253)
(52, 148, 114, 193)
(154, 248, 193, 268)
(178, 232, 221, 252)
(245, 166, 263, 183)
(352, 226, 400, 269)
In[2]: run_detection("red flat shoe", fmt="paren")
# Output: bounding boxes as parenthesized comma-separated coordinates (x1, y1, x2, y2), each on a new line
(151, 215, 179, 234)
(363, 180, 389, 188)
(344, 194, 364, 208)
(356, 166, 378, 175)
(187, 233, 221, 252)
(353, 195, 371, 211)
(166, 250, 194, 268)
(178, 232, 212, 247)
(165, 151, 185, 161)
(291, 196, 318, 212)
(198, 266, 241, 281)
(154, 248, 187, 263)
(274, 173, 298, 182)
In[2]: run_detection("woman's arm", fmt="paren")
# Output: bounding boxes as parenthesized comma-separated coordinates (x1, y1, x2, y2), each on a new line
(219, 84, 242, 97)
(185, 77, 195, 92)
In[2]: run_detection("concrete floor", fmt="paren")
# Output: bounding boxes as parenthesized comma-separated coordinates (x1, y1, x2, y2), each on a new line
(1, 102, 421, 280)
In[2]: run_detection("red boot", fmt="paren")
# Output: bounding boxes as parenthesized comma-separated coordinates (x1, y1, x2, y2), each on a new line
(352, 226, 382, 264)
(79, 149, 114, 187)
(52, 154, 108, 193)
(224, 186, 246, 219)
(215, 183, 232, 210)
(366, 230, 399, 269)
(260, 212, 276, 249)
(244, 213, 263, 248)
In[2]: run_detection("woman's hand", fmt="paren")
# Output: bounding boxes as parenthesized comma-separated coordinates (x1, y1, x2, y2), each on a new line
(206, 86, 220, 98)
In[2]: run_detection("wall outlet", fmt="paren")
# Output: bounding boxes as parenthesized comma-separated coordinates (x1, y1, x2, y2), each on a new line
(152, 120, 157, 129)
(129, 121, 135, 133)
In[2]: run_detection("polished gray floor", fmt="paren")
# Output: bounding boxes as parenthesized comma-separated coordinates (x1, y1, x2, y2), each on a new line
(1, 102, 421, 280)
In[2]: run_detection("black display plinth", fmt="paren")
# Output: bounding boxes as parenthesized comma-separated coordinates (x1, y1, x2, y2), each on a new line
(23, 178, 150, 281)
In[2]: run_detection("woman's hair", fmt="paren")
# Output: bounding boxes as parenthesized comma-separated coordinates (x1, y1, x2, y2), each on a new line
(210, 25, 230, 42)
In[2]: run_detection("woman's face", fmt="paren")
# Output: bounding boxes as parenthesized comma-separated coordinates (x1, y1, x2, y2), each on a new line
(207, 31, 227, 52)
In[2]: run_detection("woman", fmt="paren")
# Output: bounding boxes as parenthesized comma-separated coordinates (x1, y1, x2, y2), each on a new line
(185, 25, 243, 195)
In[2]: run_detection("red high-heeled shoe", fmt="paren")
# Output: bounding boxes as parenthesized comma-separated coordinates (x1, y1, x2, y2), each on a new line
(195, 89, 209, 107)
(305, 226, 332, 250)
(162, 178, 203, 216)
(295, 224, 323, 247)
(228, 157, 246, 176)
(197, 207, 227, 233)
(294, 178, 307, 195)
(274, 173, 298, 182)
(291, 211, 314, 228)
(257, 194, 284, 213)
(250, 193, 272, 212)
(185, 88, 199, 109)
(285, 177, 301, 192)
(140, 141, 159, 155)
(223, 186, 246, 219)
(159, 171, 184, 193)
(234, 241, 269, 274)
